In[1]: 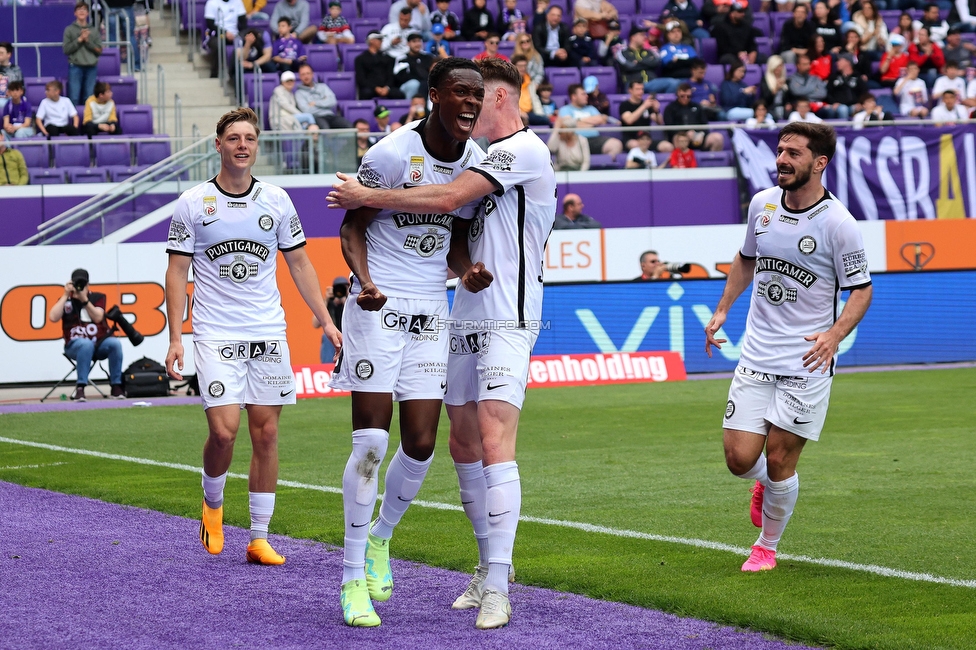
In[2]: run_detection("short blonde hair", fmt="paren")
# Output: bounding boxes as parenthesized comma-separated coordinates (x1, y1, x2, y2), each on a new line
(216, 107, 261, 138)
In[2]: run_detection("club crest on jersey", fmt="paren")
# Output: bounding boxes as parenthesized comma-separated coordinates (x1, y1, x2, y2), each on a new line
(204, 196, 217, 216)
(757, 274, 798, 306)
(403, 228, 446, 257)
(409, 156, 424, 183)
(219, 254, 259, 283)
(725, 400, 735, 419)
(798, 235, 817, 255)
(469, 214, 484, 242)
(258, 214, 274, 231)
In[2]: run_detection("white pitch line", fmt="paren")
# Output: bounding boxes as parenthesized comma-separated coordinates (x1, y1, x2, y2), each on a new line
(2, 435, 975, 589)
(0, 462, 68, 471)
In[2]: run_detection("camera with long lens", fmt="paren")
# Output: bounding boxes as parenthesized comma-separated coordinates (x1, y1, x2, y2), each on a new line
(332, 282, 348, 299)
(73, 278, 87, 292)
(105, 305, 145, 346)
(665, 262, 692, 274)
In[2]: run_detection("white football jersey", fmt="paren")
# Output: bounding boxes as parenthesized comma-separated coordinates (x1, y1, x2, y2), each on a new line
(354, 119, 485, 300)
(738, 186, 872, 376)
(166, 177, 306, 341)
(451, 128, 557, 328)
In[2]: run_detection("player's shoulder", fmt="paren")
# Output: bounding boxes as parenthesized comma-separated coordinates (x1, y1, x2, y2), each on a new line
(749, 186, 781, 215)
(818, 192, 859, 229)
(485, 127, 549, 162)
(177, 179, 216, 207)
(252, 179, 289, 202)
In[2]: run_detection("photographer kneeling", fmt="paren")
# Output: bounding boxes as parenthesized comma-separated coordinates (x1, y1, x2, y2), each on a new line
(48, 268, 124, 401)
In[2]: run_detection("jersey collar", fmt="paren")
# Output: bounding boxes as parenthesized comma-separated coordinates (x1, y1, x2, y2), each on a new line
(413, 117, 466, 163)
(779, 188, 831, 215)
(489, 126, 529, 146)
(211, 175, 257, 199)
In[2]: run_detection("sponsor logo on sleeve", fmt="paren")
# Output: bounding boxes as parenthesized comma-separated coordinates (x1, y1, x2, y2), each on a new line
(289, 214, 303, 237)
(250, 186, 263, 201)
(409, 156, 425, 183)
(358, 163, 382, 188)
(482, 150, 515, 172)
(460, 148, 473, 169)
(842, 249, 868, 277)
(807, 204, 829, 220)
(168, 221, 190, 243)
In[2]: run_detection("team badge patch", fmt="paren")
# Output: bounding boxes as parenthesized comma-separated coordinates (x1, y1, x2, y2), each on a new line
(409, 156, 424, 183)
(403, 228, 445, 258)
(725, 400, 735, 419)
(355, 359, 374, 380)
(798, 235, 817, 255)
(258, 214, 274, 231)
(469, 215, 484, 242)
(208, 381, 225, 398)
(220, 254, 258, 283)
(757, 274, 797, 306)
(204, 196, 217, 216)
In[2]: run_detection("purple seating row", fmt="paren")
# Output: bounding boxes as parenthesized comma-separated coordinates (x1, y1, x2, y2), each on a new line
(23, 77, 140, 111)
(12, 135, 170, 170)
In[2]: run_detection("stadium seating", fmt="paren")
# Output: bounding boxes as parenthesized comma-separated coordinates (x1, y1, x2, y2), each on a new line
(95, 140, 133, 167)
(581, 66, 618, 94)
(696, 150, 734, 167)
(339, 100, 377, 126)
(755, 37, 772, 59)
(69, 169, 109, 183)
(13, 141, 49, 169)
(452, 42, 485, 61)
(98, 49, 122, 77)
(752, 13, 771, 38)
(361, 0, 390, 18)
(100, 76, 139, 105)
(697, 38, 718, 65)
(29, 169, 66, 185)
(742, 64, 763, 88)
(548, 68, 582, 97)
(338, 43, 369, 71)
(383, 99, 413, 120)
(25, 78, 55, 108)
(53, 139, 92, 168)
(320, 71, 356, 100)
(135, 139, 173, 167)
(118, 105, 154, 135)
(306, 44, 340, 72)
(108, 166, 149, 182)
(350, 18, 383, 43)
(705, 64, 725, 86)
(245, 75, 278, 106)
(638, 0, 668, 15)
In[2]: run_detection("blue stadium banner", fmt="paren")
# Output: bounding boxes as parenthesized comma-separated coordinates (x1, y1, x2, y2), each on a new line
(733, 126, 976, 221)
(516, 272, 976, 374)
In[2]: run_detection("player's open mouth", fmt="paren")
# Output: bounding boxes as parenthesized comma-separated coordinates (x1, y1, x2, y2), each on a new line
(235, 153, 250, 161)
(457, 113, 476, 131)
(777, 166, 793, 179)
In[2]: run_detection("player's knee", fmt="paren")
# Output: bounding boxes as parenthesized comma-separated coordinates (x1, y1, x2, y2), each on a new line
(724, 448, 755, 476)
(207, 427, 237, 449)
(401, 435, 435, 462)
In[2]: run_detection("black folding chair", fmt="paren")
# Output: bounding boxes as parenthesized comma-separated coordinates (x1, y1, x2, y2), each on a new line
(40, 353, 109, 402)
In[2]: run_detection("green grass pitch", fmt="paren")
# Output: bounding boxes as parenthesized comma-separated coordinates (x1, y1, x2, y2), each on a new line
(2, 367, 975, 649)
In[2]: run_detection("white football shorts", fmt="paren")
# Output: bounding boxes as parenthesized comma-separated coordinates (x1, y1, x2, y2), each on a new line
(330, 296, 449, 401)
(445, 328, 538, 410)
(723, 365, 832, 441)
(194, 340, 295, 410)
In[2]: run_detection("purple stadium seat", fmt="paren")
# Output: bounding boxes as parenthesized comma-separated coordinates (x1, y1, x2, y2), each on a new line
(638, 0, 668, 15)
(752, 13, 770, 38)
(69, 168, 108, 183)
(697, 38, 717, 65)
(101, 76, 138, 105)
(350, 18, 383, 43)
(742, 64, 762, 87)
(95, 140, 132, 167)
(755, 37, 772, 59)
(320, 71, 356, 100)
(245, 75, 278, 105)
(452, 42, 485, 60)
(617, 15, 632, 36)
(498, 40, 515, 59)
(306, 44, 340, 72)
(53, 139, 91, 168)
(547, 67, 582, 98)
(772, 13, 793, 38)
(361, 0, 389, 18)
(581, 66, 618, 94)
(588, 153, 619, 169)
(608, 93, 628, 120)
(705, 64, 725, 86)
(25, 77, 56, 108)
(13, 140, 49, 168)
(339, 99, 377, 127)
(107, 165, 149, 182)
(118, 105, 154, 135)
(880, 10, 902, 30)
(135, 139, 172, 166)
(338, 43, 369, 72)
(382, 98, 412, 121)
(696, 150, 733, 167)
(29, 169, 65, 185)
(308, 0, 322, 25)
(98, 48, 122, 76)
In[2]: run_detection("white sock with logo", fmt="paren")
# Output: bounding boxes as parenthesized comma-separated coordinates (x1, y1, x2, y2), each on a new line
(341, 428, 389, 584)
(202, 470, 227, 509)
(248, 492, 275, 541)
(454, 460, 489, 566)
(484, 461, 521, 595)
(371, 444, 432, 539)
(736, 454, 768, 486)
(757, 473, 799, 551)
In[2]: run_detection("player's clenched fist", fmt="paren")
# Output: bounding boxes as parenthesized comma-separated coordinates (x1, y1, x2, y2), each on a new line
(327, 172, 371, 210)
(356, 281, 387, 311)
(461, 262, 493, 293)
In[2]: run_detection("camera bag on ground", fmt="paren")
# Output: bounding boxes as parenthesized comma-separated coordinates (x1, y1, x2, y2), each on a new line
(122, 357, 169, 398)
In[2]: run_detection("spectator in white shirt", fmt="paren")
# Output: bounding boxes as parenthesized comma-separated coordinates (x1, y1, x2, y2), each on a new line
(744, 101, 777, 128)
(931, 89, 971, 123)
(625, 131, 657, 168)
(787, 98, 824, 123)
(205, 0, 248, 77)
(895, 60, 930, 117)
(388, 0, 432, 38)
(932, 61, 967, 105)
(36, 79, 79, 138)
(382, 7, 415, 59)
(851, 93, 893, 128)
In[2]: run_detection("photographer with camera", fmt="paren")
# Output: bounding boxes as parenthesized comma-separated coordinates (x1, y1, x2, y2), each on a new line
(634, 250, 691, 281)
(47, 268, 125, 401)
(313, 276, 348, 363)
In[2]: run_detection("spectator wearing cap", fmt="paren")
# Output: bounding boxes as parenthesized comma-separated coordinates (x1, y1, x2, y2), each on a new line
(660, 0, 711, 41)
(778, 4, 815, 64)
(431, 0, 460, 40)
(662, 82, 725, 150)
(383, 7, 416, 59)
(822, 53, 865, 119)
(596, 18, 626, 66)
(295, 62, 354, 129)
(356, 32, 406, 99)
(557, 83, 624, 158)
(318, 1, 354, 44)
(273, 18, 308, 71)
(394, 33, 435, 99)
(374, 105, 394, 133)
(568, 19, 596, 66)
(270, 0, 317, 43)
(426, 23, 453, 58)
(389, 0, 433, 38)
(583, 75, 611, 115)
(616, 27, 668, 92)
(573, 0, 618, 39)
(659, 21, 698, 89)
(880, 33, 910, 87)
(533, 4, 572, 66)
(474, 33, 511, 60)
(713, 2, 761, 65)
(462, 0, 494, 41)
(269, 70, 320, 133)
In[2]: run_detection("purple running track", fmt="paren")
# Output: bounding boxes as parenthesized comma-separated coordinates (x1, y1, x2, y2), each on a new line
(0, 481, 819, 650)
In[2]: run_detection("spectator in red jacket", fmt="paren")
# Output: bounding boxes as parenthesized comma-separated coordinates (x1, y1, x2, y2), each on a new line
(908, 26, 945, 87)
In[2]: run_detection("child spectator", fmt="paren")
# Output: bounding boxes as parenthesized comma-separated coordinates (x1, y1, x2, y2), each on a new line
(787, 97, 824, 122)
(426, 22, 452, 58)
(851, 93, 893, 128)
(36, 80, 79, 138)
(932, 60, 967, 106)
(2, 81, 35, 138)
(318, 0, 354, 44)
(625, 131, 657, 168)
(567, 18, 595, 66)
(431, 0, 460, 40)
(659, 132, 697, 168)
(497, 0, 527, 41)
(0, 42, 24, 113)
(82, 81, 121, 137)
(744, 101, 776, 128)
(895, 60, 930, 117)
(274, 19, 308, 71)
(532, 82, 558, 124)
(930, 89, 970, 124)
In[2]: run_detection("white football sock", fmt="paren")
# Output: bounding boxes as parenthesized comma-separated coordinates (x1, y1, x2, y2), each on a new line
(202, 470, 227, 509)
(757, 473, 799, 551)
(454, 460, 489, 566)
(484, 461, 520, 595)
(341, 428, 389, 584)
(736, 454, 768, 485)
(371, 444, 432, 539)
(248, 492, 275, 541)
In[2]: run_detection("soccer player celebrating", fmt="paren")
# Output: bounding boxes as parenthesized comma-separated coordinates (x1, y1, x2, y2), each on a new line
(328, 57, 489, 628)
(705, 122, 872, 572)
(164, 107, 341, 567)
(328, 58, 557, 629)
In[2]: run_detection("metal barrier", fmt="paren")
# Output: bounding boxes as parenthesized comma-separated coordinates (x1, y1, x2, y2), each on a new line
(10, 39, 135, 78)
(187, 0, 197, 64)
(156, 64, 166, 134)
(174, 93, 183, 141)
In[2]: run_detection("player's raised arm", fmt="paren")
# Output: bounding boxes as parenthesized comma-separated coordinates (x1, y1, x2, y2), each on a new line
(329, 168, 498, 215)
(705, 252, 756, 357)
(339, 206, 386, 310)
